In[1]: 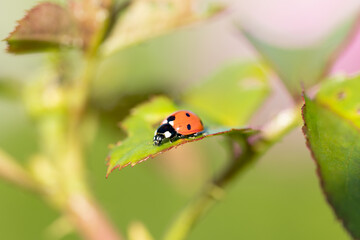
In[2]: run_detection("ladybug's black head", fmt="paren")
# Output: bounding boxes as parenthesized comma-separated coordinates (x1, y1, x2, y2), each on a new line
(153, 134, 165, 146)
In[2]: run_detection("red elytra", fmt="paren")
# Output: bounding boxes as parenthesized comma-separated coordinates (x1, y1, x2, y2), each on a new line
(167, 110, 204, 135)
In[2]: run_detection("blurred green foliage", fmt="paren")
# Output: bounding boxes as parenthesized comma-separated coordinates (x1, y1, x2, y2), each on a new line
(183, 62, 269, 126)
(241, 17, 356, 97)
(0, 101, 350, 239)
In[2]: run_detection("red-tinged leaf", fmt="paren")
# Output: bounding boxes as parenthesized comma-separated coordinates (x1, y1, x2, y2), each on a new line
(68, 0, 112, 49)
(5, 2, 82, 54)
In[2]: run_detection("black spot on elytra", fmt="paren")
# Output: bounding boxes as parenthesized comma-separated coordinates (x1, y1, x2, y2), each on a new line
(167, 115, 175, 121)
(187, 124, 191, 130)
(186, 113, 190, 117)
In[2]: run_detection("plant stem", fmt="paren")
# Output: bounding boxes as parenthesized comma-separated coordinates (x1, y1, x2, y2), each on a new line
(48, 3, 125, 239)
(0, 1, 127, 239)
(0, 149, 40, 192)
(163, 106, 302, 240)
(66, 194, 122, 240)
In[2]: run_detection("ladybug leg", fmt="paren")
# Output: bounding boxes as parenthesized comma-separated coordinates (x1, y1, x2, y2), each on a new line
(168, 134, 177, 143)
(177, 133, 184, 138)
(169, 136, 178, 143)
(188, 132, 203, 138)
(170, 134, 182, 143)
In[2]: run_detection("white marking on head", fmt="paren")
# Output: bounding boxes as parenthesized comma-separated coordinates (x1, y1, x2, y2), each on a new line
(168, 121, 174, 126)
(162, 120, 167, 124)
(154, 130, 157, 135)
(164, 131, 172, 138)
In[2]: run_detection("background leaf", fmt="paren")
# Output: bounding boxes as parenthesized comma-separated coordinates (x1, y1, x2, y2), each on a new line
(0, 78, 22, 100)
(302, 75, 360, 239)
(5, 2, 81, 54)
(101, 0, 224, 55)
(241, 16, 356, 97)
(106, 96, 253, 177)
(5, 0, 113, 54)
(182, 62, 270, 127)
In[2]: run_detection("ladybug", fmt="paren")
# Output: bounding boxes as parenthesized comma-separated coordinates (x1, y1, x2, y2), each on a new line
(153, 110, 204, 146)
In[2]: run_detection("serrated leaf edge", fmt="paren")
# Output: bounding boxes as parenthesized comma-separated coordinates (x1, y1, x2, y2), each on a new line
(301, 94, 359, 240)
(4, 2, 81, 53)
(105, 128, 252, 178)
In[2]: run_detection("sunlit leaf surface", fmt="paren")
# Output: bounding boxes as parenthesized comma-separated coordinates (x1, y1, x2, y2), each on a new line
(106, 96, 253, 177)
(303, 75, 360, 239)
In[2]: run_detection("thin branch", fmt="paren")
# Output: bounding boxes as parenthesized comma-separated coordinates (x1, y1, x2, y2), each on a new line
(163, 106, 302, 240)
(0, 149, 40, 192)
(256, 106, 302, 151)
(55, 2, 126, 239)
(102, 0, 132, 42)
(66, 194, 123, 240)
(162, 140, 254, 240)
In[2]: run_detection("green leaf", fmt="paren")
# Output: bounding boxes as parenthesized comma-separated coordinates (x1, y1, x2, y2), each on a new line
(5, 2, 81, 54)
(302, 75, 360, 239)
(182, 62, 270, 127)
(101, 0, 225, 55)
(106, 96, 253, 177)
(241, 17, 356, 97)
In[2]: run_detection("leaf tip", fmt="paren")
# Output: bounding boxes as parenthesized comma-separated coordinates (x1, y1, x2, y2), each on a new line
(105, 161, 118, 178)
